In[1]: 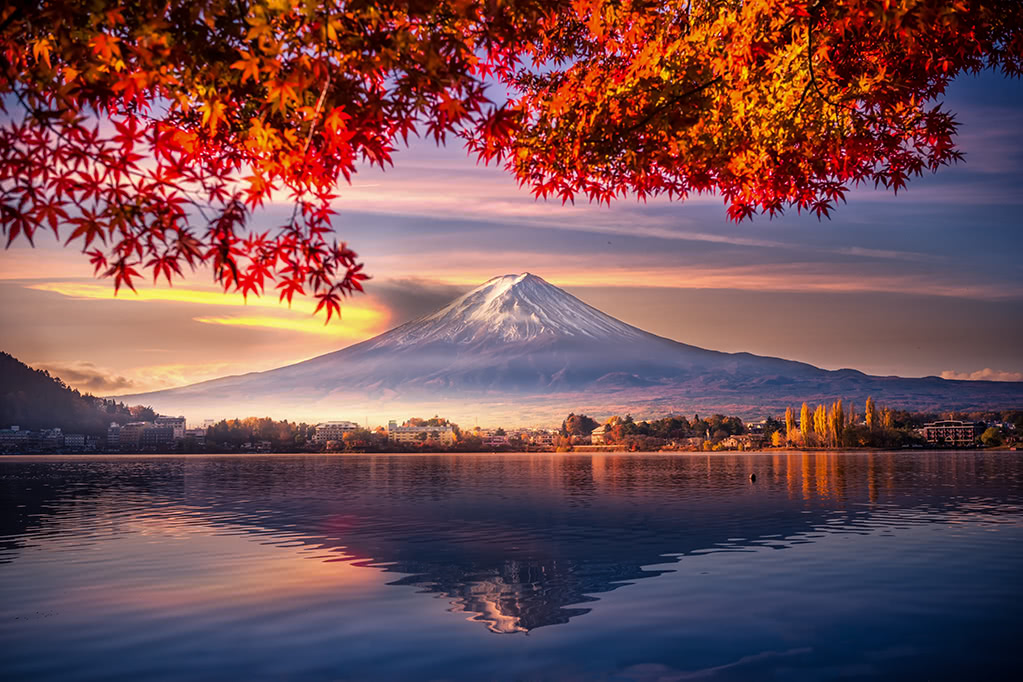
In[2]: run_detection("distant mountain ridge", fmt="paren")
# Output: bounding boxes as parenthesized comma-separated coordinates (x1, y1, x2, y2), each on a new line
(115, 273, 1023, 423)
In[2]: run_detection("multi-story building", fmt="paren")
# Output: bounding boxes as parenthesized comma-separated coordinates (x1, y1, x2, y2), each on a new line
(184, 427, 207, 444)
(140, 425, 175, 449)
(0, 426, 30, 452)
(387, 420, 456, 445)
(40, 428, 63, 449)
(313, 421, 360, 443)
(63, 433, 86, 449)
(919, 420, 977, 447)
(107, 422, 121, 449)
(481, 433, 509, 447)
(589, 425, 608, 445)
(526, 431, 558, 447)
(155, 416, 186, 440)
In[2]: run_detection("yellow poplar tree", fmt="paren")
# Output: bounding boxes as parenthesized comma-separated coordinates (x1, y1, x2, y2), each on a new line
(785, 406, 795, 445)
(865, 396, 877, 431)
(800, 403, 811, 446)
(829, 401, 845, 448)
(813, 404, 828, 446)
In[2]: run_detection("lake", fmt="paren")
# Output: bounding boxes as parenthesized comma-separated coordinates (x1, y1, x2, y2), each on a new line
(1, 452, 1020, 681)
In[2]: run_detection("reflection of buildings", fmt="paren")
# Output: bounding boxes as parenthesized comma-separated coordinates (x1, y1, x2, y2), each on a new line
(919, 420, 977, 447)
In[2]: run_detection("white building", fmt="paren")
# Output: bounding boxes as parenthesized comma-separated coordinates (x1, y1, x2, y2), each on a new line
(387, 420, 456, 445)
(526, 430, 558, 447)
(313, 421, 360, 443)
(155, 415, 186, 440)
(590, 425, 608, 445)
(919, 420, 977, 447)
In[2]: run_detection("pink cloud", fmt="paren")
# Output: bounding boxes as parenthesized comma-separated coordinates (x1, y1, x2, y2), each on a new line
(940, 368, 1023, 382)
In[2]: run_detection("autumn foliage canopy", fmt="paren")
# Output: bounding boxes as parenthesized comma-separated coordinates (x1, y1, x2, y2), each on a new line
(2, 0, 1020, 318)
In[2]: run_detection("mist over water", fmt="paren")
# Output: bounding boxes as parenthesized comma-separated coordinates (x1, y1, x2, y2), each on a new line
(1, 452, 1021, 681)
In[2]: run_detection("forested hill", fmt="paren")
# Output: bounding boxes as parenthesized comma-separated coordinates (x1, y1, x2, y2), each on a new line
(0, 352, 154, 435)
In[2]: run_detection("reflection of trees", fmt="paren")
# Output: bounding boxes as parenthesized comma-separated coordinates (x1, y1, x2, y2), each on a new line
(2, 453, 1021, 632)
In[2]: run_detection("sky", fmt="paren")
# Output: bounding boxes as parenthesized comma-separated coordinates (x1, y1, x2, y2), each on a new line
(1, 71, 1021, 399)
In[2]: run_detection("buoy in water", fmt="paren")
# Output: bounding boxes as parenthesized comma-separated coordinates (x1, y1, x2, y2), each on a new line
(749, 473, 757, 483)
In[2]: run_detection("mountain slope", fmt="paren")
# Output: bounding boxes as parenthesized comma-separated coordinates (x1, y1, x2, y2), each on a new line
(116, 274, 1023, 422)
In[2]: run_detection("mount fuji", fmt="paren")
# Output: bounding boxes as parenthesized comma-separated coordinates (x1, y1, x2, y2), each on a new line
(119, 273, 1023, 423)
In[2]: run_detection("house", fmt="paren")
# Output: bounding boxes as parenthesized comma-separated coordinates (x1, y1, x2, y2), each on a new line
(720, 434, 767, 450)
(590, 425, 608, 445)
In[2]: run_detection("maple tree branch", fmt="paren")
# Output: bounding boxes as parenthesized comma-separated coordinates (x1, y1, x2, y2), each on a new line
(0, 5, 23, 35)
(805, 19, 859, 116)
(622, 75, 722, 135)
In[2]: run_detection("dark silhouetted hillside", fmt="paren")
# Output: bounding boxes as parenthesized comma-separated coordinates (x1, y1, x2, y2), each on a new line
(0, 352, 154, 435)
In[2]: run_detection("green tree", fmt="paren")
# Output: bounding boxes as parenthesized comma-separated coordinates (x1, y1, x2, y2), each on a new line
(981, 427, 1003, 447)
(561, 413, 598, 437)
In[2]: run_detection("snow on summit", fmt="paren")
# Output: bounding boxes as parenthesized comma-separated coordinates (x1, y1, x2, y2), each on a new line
(371, 273, 647, 347)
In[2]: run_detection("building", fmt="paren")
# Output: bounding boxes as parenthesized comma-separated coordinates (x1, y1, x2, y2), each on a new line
(117, 422, 173, 450)
(0, 426, 30, 452)
(387, 420, 456, 445)
(63, 433, 86, 449)
(589, 425, 608, 445)
(117, 422, 145, 450)
(720, 434, 766, 450)
(745, 419, 770, 434)
(107, 422, 121, 449)
(40, 428, 63, 449)
(481, 433, 508, 447)
(313, 421, 360, 443)
(528, 431, 558, 447)
(139, 425, 175, 449)
(155, 415, 186, 439)
(919, 420, 977, 447)
(184, 427, 207, 444)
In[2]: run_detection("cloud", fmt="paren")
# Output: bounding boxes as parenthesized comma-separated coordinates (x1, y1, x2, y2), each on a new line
(365, 278, 471, 325)
(26, 281, 391, 337)
(34, 362, 136, 394)
(26, 281, 329, 314)
(364, 258, 1017, 301)
(192, 313, 384, 338)
(940, 368, 1023, 382)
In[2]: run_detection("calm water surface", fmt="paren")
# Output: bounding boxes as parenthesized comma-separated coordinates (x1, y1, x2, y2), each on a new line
(1, 452, 1021, 681)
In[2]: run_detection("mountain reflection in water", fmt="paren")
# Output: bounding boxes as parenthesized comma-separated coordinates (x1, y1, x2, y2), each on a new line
(2, 451, 1020, 640)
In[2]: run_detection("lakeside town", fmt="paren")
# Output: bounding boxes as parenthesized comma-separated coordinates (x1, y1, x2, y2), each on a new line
(2, 403, 1020, 455)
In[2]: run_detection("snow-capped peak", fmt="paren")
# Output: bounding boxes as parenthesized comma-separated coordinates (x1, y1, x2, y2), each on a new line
(371, 273, 648, 347)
